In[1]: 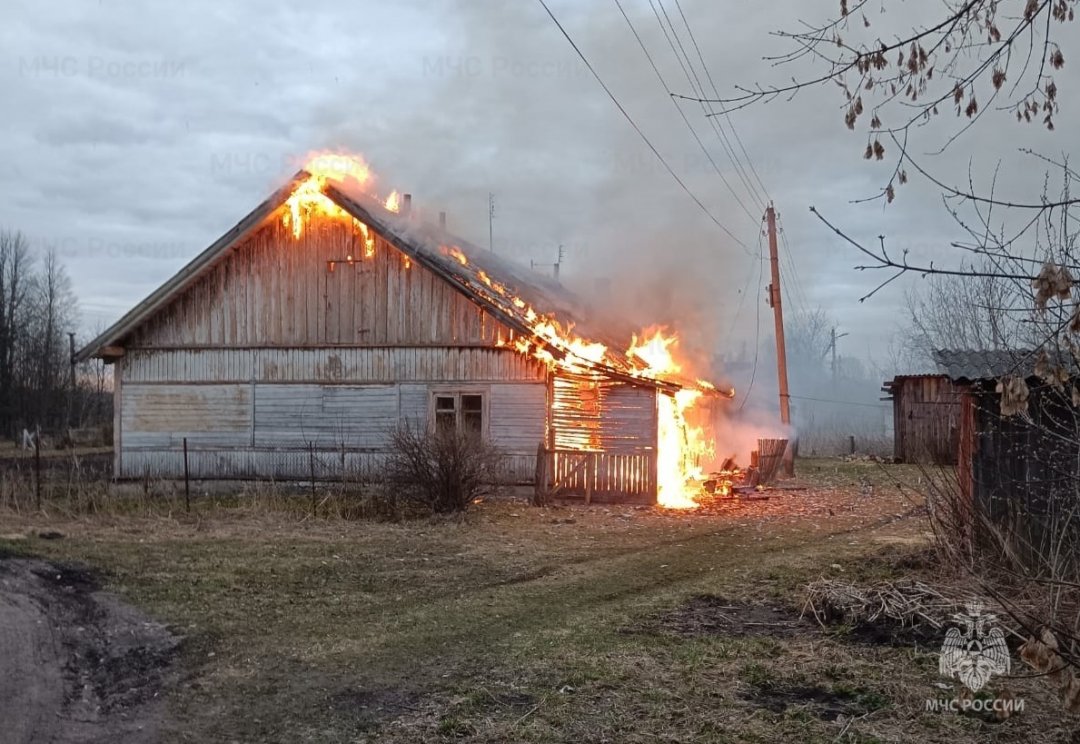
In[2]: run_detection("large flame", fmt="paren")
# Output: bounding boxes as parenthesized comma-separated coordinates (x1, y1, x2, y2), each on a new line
(438, 241, 719, 509)
(628, 330, 714, 509)
(281, 150, 398, 241)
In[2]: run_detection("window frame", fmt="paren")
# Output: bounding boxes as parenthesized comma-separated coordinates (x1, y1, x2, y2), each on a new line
(427, 387, 489, 438)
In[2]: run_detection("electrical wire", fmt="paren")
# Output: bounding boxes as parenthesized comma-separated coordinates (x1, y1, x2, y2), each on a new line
(777, 213, 812, 317)
(613, 0, 761, 228)
(535, 0, 752, 252)
(738, 228, 766, 412)
(721, 245, 761, 347)
(788, 394, 888, 409)
(652, 0, 766, 211)
(671, 0, 771, 202)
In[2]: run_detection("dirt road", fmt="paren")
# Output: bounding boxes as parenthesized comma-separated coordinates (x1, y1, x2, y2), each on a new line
(0, 556, 177, 744)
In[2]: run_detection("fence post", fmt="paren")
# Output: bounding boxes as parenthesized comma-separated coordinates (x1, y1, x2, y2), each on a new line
(585, 453, 595, 505)
(849, 435, 856, 455)
(183, 437, 190, 513)
(34, 434, 41, 511)
(308, 441, 317, 518)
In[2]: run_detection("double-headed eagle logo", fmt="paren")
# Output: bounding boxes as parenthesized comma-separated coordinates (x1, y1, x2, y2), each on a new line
(939, 601, 1011, 692)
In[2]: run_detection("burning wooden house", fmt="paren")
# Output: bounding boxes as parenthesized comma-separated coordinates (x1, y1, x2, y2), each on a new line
(77, 153, 730, 507)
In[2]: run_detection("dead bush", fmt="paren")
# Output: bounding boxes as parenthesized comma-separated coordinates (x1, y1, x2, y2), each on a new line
(381, 425, 503, 515)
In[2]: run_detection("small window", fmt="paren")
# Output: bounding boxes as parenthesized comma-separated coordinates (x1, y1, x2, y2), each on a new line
(461, 395, 483, 434)
(432, 392, 484, 436)
(435, 396, 457, 434)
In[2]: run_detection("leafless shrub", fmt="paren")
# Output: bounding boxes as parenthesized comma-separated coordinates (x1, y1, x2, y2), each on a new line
(381, 425, 503, 515)
(915, 452, 1080, 711)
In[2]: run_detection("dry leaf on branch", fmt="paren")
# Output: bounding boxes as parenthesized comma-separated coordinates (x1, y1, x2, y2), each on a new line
(1033, 263, 1074, 311)
(996, 376, 1030, 416)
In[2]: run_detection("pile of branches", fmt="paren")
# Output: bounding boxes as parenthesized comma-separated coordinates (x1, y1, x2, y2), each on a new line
(803, 579, 979, 632)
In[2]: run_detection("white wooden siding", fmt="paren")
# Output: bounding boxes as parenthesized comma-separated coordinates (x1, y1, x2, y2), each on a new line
(123, 347, 546, 384)
(489, 385, 546, 454)
(253, 385, 398, 448)
(122, 384, 251, 448)
(119, 375, 546, 482)
(107, 214, 645, 486)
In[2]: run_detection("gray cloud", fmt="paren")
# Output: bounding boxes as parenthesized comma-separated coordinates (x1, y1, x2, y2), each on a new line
(2, 0, 1076, 373)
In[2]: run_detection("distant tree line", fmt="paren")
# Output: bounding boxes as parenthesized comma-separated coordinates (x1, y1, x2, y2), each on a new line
(0, 229, 111, 440)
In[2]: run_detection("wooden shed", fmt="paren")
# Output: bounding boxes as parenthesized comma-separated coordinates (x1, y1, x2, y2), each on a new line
(881, 374, 963, 464)
(934, 349, 1080, 563)
(77, 170, 690, 504)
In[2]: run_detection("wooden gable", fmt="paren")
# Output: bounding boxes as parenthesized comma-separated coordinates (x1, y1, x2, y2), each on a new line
(128, 216, 520, 349)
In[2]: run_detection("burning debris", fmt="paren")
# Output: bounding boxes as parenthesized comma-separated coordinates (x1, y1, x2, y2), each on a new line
(276, 150, 752, 510)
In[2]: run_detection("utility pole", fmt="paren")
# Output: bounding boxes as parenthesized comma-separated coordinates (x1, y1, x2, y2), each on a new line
(765, 205, 793, 477)
(66, 332, 76, 431)
(488, 193, 495, 252)
(827, 326, 850, 383)
(831, 327, 836, 381)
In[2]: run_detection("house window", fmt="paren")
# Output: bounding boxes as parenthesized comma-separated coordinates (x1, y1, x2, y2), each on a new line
(435, 396, 458, 434)
(462, 394, 483, 434)
(432, 392, 485, 436)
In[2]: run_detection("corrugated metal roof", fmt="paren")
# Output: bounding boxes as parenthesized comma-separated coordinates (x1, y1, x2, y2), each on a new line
(932, 349, 1038, 381)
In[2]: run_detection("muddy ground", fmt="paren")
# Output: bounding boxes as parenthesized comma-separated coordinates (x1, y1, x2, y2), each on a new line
(0, 554, 178, 744)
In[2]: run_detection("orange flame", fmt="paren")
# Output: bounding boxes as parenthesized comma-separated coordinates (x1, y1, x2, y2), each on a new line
(624, 330, 712, 509)
(281, 150, 395, 240)
(385, 190, 400, 213)
(441, 245, 468, 266)
(628, 326, 682, 377)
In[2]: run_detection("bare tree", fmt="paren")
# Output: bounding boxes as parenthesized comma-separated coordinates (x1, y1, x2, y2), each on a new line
(0, 230, 30, 436)
(24, 249, 78, 428)
(902, 260, 1032, 366)
(0, 230, 102, 439)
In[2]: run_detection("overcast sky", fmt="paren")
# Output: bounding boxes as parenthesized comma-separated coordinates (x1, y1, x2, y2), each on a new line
(2, 0, 1076, 373)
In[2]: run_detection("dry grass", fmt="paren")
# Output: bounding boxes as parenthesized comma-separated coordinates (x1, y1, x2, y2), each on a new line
(0, 459, 1072, 742)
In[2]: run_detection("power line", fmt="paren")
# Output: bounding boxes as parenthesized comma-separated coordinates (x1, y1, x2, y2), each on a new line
(738, 228, 766, 412)
(651, 0, 766, 211)
(671, 0, 771, 202)
(777, 214, 812, 316)
(788, 394, 888, 409)
(535, 0, 751, 252)
(612, 0, 761, 227)
(721, 241, 761, 347)
(780, 242, 810, 318)
(662, 0, 765, 208)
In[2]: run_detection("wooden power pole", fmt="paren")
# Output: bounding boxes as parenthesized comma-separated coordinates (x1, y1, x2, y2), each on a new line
(765, 206, 793, 476)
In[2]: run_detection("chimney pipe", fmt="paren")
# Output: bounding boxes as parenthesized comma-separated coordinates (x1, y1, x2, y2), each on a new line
(402, 193, 412, 218)
(438, 211, 446, 230)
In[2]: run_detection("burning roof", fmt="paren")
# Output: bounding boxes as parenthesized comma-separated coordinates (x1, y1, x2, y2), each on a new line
(322, 180, 699, 391)
(77, 151, 736, 509)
